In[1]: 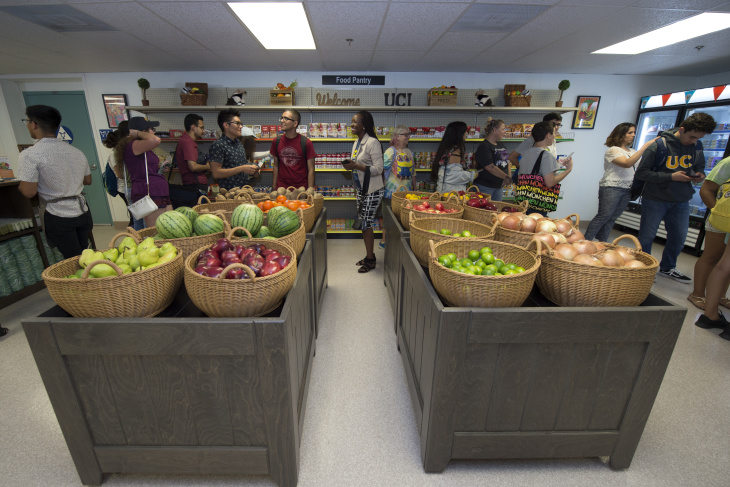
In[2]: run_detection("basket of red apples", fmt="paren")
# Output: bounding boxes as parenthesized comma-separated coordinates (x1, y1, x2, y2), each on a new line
(184, 237, 296, 317)
(400, 194, 464, 230)
(462, 185, 528, 225)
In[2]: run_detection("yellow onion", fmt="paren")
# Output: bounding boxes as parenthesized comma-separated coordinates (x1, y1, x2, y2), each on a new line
(555, 243, 578, 261)
(625, 260, 646, 268)
(554, 219, 573, 236)
(496, 212, 510, 223)
(536, 219, 558, 233)
(528, 212, 545, 219)
(572, 240, 598, 255)
(595, 249, 624, 267)
(594, 242, 606, 252)
(574, 254, 604, 266)
(521, 217, 538, 233)
(615, 246, 636, 262)
(531, 232, 556, 250)
(566, 228, 585, 243)
(501, 214, 523, 231)
(550, 232, 568, 244)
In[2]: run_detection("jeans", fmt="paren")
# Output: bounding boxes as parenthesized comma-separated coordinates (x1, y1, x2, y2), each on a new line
(638, 198, 690, 271)
(584, 186, 631, 242)
(44, 210, 94, 259)
(475, 183, 502, 201)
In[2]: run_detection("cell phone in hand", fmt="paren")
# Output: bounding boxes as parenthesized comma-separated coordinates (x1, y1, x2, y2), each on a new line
(341, 159, 352, 167)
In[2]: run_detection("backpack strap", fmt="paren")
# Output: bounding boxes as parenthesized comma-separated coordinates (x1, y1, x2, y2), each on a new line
(274, 134, 282, 158)
(653, 137, 667, 171)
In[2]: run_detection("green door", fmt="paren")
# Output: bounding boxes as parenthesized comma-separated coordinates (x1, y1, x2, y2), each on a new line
(23, 91, 112, 225)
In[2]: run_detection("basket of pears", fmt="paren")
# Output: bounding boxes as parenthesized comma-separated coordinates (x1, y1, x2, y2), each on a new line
(41, 232, 184, 317)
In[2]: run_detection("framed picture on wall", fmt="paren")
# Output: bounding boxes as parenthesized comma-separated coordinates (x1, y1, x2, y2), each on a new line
(572, 96, 600, 130)
(102, 94, 129, 128)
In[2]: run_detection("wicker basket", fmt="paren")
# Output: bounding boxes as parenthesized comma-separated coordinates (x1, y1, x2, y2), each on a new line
(428, 238, 541, 308)
(42, 232, 183, 318)
(295, 193, 317, 232)
(231, 207, 306, 257)
(504, 84, 531, 107)
(312, 193, 324, 220)
(183, 239, 297, 317)
(180, 82, 208, 106)
(409, 215, 497, 267)
(536, 234, 659, 307)
(462, 186, 530, 225)
(391, 187, 440, 220)
(400, 194, 463, 230)
(494, 213, 579, 248)
(193, 194, 247, 222)
(129, 219, 230, 260)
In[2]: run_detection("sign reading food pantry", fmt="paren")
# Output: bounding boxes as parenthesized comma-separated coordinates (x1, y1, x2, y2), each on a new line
(322, 75, 385, 86)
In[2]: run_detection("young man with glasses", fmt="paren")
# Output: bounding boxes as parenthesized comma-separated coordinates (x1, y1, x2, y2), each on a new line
(18, 105, 93, 259)
(270, 109, 316, 190)
(507, 112, 564, 179)
(209, 108, 259, 190)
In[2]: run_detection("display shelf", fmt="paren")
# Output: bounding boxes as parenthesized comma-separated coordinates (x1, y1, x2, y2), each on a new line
(705, 148, 727, 152)
(129, 105, 580, 114)
(323, 197, 356, 201)
(158, 136, 574, 143)
(0, 226, 36, 243)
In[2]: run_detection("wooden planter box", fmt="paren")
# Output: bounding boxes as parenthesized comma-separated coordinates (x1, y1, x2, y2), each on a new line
(394, 236, 686, 473)
(427, 88, 458, 106)
(23, 242, 317, 487)
(270, 89, 295, 106)
(383, 205, 409, 327)
(306, 207, 328, 336)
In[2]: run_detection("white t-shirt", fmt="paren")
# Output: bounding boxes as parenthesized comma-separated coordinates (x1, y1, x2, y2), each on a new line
(515, 136, 557, 159)
(599, 146, 638, 189)
(18, 138, 91, 218)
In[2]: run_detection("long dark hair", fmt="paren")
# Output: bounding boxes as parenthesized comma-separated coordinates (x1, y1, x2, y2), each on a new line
(431, 121, 467, 182)
(105, 121, 129, 178)
(605, 122, 635, 148)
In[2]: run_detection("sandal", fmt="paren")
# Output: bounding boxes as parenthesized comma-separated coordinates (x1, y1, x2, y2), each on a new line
(720, 298, 730, 309)
(356, 256, 376, 266)
(358, 256, 377, 273)
(687, 294, 706, 311)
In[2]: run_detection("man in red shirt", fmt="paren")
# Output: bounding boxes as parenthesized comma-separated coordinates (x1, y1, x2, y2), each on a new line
(270, 109, 316, 189)
(173, 113, 210, 207)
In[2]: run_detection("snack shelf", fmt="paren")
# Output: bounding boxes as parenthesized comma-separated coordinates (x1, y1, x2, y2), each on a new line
(129, 105, 580, 114)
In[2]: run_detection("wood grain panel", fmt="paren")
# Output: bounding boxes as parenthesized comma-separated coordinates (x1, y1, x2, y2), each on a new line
(95, 445, 268, 475)
(104, 355, 161, 445)
(227, 356, 266, 446)
(182, 356, 234, 446)
(66, 355, 126, 446)
(54, 322, 256, 356)
(554, 344, 612, 431)
(417, 303, 439, 433)
(486, 344, 537, 432)
(453, 343, 499, 432)
(452, 431, 618, 459)
(520, 344, 575, 431)
(141, 356, 197, 446)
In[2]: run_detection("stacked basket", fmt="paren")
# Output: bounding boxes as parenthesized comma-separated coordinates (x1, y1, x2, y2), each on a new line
(462, 186, 529, 226)
(495, 214, 579, 248)
(237, 208, 306, 257)
(131, 219, 230, 260)
(399, 194, 463, 230)
(409, 214, 497, 267)
(390, 186, 440, 220)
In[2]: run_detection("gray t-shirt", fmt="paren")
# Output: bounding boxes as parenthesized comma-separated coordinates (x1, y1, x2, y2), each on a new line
(517, 147, 560, 177)
(515, 136, 557, 159)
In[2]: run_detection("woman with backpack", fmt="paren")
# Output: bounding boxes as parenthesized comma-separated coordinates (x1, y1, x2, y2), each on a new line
(431, 121, 474, 194)
(103, 122, 143, 230)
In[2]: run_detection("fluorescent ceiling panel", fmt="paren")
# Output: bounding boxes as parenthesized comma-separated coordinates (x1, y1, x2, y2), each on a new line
(594, 13, 730, 54)
(228, 2, 315, 50)
(450, 3, 549, 33)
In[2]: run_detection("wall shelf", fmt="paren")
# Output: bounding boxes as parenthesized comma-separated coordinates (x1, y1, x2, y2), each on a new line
(129, 105, 580, 114)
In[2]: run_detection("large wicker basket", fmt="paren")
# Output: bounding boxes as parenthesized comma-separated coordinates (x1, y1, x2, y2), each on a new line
(409, 214, 497, 267)
(184, 239, 297, 317)
(240, 185, 270, 203)
(462, 185, 529, 225)
(130, 219, 230, 260)
(42, 232, 183, 318)
(296, 193, 317, 232)
(400, 194, 463, 230)
(231, 208, 306, 257)
(504, 84, 531, 107)
(428, 238, 541, 308)
(180, 82, 208, 106)
(390, 187, 440, 220)
(536, 234, 659, 307)
(312, 193, 324, 220)
(494, 213, 579, 248)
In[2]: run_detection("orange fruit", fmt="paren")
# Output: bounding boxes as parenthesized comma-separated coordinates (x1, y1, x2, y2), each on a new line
(276, 195, 287, 203)
(262, 200, 275, 211)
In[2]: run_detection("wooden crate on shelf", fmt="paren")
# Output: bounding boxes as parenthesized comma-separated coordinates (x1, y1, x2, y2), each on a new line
(180, 82, 208, 106)
(427, 88, 458, 106)
(270, 89, 295, 105)
(504, 84, 531, 107)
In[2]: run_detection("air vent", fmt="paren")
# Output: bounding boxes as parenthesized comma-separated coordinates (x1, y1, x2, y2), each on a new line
(450, 4, 549, 33)
(0, 5, 115, 33)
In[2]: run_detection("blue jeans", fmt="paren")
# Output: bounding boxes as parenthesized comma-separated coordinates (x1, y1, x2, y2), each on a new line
(584, 186, 631, 242)
(475, 183, 502, 201)
(638, 198, 690, 271)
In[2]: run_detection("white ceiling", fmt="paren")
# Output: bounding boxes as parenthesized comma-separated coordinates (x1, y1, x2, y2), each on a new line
(0, 0, 729, 77)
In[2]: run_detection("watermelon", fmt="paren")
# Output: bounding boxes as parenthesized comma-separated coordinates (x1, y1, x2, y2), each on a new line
(232, 204, 263, 237)
(255, 226, 271, 238)
(175, 206, 198, 226)
(194, 213, 225, 236)
(267, 206, 300, 238)
(157, 211, 193, 239)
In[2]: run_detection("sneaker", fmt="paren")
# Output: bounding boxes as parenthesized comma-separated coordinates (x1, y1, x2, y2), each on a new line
(659, 268, 692, 283)
(720, 326, 730, 341)
(695, 312, 729, 330)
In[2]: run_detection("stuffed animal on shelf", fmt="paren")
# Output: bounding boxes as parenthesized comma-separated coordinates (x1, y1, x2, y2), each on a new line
(475, 89, 492, 107)
(226, 89, 247, 106)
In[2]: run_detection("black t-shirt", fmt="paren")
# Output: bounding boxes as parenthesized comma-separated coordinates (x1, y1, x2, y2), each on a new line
(474, 140, 510, 188)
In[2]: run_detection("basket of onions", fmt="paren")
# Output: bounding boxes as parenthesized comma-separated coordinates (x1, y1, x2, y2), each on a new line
(534, 234, 659, 307)
(494, 213, 581, 248)
(409, 212, 498, 267)
(462, 185, 529, 225)
(399, 194, 464, 230)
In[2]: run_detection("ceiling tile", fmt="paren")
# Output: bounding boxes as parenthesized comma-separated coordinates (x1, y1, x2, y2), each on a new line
(320, 50, 375, 71)
(632, 0, 727, 9)
(370, 50, 427, 71)
(208, 49, 285, 71)
(415, 50, 483, 72)
(376, 2, 470, 50)
(266, 50, 325, 71)
(308, 1, 388, 50)
(431, 32, 508, 51)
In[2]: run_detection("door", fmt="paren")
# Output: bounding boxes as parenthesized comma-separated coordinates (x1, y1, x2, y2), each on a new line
(635, 108, 680, 150)
(23, 91, 112, 225)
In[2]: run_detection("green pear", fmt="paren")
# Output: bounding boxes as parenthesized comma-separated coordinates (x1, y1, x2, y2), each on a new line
(102, 248, 119, 263)
(118, 236, 138, 254)
(157, 250, 177, 265)
(138, 237, 157, 253)
(123, 247, 137, 260)
(129, 255, 141, 271)
(117, 264, 133, 274)
(67, 274, 80, 279)
(78, 249, 95, 268)
(115, 256, 129, 266)
(138, 249, 159, 267)
(159, 242, 175, 256)
(74, 269, 85, 278)
(88, 251, 105, 266)
(89, 263, 118, 278)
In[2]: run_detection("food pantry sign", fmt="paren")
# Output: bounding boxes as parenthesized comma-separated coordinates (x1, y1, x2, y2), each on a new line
(322, 75, 385, 86)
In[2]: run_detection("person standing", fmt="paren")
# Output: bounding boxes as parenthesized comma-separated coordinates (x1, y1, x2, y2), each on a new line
(381, 125, 416, 249)
(116, 116, 171, 228)
(473, 118, 511, 201)
(209, 108, 259, 190)
(508, 112, 563, 175)
(342, 110, 384, 273)
(636, 112, 716, 283)
(18, 105, 93, 259)
(173, 113, 210, 208)
(431, 121, 474, 194)
(584, 123, 659, 242)
(270, 109, 316, 190)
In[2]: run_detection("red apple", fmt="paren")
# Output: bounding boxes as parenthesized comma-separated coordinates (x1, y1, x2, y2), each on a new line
(193, 265, 209, 276)
(203, 266, 224, 278)
(435, 202, 444, 211)
(422, 201, 430, 209)
(259, 261, 281, 277)
(414, 204, 425, 211)
(265, 251, 282, 263)
(220, 250, 238, 262)
(224, 268, 244, 279)
(277, 255, 291, 269)
(234, 244, 246, 259)
(211, 238, 233, 255)
(199, 256, 222, 268)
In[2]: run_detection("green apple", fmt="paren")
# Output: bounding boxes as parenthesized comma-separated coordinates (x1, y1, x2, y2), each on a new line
(78, 249, 95, 268)
(129, 255, 141, 271)
(102, 248, 119, 263)
(439, 228, 451, 236)
(138, 237, 157, 253)
(138, 249, 159, 267)
(89, 263, 118, 278)
(118, 236, 138, 254)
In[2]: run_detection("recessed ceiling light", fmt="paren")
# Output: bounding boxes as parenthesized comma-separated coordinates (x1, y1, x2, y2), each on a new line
(228, 2, 315, 50)
(593, 13, 730, 55)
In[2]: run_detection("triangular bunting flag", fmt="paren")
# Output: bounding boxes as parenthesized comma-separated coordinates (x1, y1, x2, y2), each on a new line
(713, 85, 725, 100)
(685, 90, 695, 104)
(640, 97, 649, 109)
(661, 93, 671, 106)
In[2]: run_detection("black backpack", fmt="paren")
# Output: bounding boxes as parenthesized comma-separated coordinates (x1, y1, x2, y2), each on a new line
(273, 134, 308, 159)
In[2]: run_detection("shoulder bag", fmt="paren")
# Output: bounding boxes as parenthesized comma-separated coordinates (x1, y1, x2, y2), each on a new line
(708, 179, 730, 233)
(513, 151, 560, 213)
(126, 153, 158, 220)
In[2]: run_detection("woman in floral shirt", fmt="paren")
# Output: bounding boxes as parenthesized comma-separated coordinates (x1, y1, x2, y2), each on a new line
(380, 125, 415, 248)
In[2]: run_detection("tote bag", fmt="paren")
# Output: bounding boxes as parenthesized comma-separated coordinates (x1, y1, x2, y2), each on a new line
(125, 153, 157, 220)
(513, 151, 560, 213)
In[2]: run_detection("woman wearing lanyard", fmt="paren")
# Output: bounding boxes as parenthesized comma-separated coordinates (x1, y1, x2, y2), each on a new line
(342, 110, 385, 273)
(380, 125, 416, 249)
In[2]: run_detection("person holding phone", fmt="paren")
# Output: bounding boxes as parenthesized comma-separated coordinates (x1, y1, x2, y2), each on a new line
(584, 123, 659, 242)
(342, 110, 384, 274)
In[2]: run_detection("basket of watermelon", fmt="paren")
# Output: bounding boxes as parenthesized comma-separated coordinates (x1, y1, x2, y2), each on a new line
(230, 203, 305, 257)
(132, 207, 230, 259)
(399, 194, 464, 230)
(184, 237, 297, 317)
(462, 185, 529, 226)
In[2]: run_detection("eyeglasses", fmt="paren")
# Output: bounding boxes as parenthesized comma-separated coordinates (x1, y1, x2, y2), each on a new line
(397, 133, 410, 137)
(553, 123, 563, 128)
(21, 118, 33, 125)
(226, 121, 243, 126)
(279, 116, 296, 122)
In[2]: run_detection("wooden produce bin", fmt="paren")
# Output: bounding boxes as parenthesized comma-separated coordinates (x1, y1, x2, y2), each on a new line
(23, 242, 317, 487)
(395, 236, 686, 473)
(427, 88, 458, 106)
(383, 205, 409, 327)
(306, 206, 328, 336)
(270, 89, 295, 105)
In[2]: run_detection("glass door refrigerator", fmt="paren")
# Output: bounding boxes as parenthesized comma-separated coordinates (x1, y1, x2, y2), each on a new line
(615, 84, 730, 255)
